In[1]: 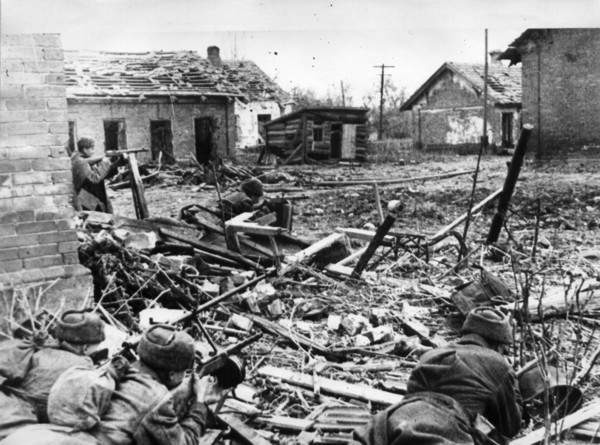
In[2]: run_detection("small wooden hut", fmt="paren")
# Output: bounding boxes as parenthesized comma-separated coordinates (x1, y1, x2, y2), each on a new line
(262, 107, 369, 164)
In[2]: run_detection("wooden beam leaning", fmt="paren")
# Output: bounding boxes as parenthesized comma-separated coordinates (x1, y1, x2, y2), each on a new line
(258, 365, 404, 405)
(127, 154, 149, 219)
(352, 213, 396, 278)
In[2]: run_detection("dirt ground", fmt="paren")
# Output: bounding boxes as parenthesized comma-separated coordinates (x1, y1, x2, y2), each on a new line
(106, 152, 600, 443)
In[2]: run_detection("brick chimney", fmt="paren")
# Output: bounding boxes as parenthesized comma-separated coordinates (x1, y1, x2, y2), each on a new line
(207, 46, 222, 67)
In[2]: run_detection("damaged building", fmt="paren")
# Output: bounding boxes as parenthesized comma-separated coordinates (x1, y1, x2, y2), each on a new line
(400, 57, 521, 152)
(63, 46, 289, 163)
(263, 107, 369, 163)
(500, 28, 600, 157)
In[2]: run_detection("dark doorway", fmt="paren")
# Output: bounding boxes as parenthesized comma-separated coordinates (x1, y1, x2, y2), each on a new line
(194, 117, 214, 164)
(501, 113, 514, 147)
(257, 114, 271, 137)
(330, 123, 342, 158)
(103, 119, 127, 151)
(150, 120, 175, 164)
(67, 121, 76, 155)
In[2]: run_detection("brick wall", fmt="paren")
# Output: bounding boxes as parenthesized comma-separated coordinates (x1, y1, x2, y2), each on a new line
(0, 34, 91, 314)
(520, 29, 600, 156)
(408, 72, 520, 150)
(67, 97, 236, 162)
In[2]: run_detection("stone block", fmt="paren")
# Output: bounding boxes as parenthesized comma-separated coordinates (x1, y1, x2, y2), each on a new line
(0, 159, 31, 173)
(0, 248, 19, 261)
(6, 146, 51, 159)
(34, 183, 72, 196)
(38, 230, 77, 244)
(32, 34, 61, 48)
(16, 220, 57, 234)
(0, 258, 23, 273)
(46, 98, 66, 110)
(24, 85, 65, 99)
(11, 195, 55, 211)
(11, 184, 35, 197)
(28, 110, 68, 122)
(58, 240, 79, 253)
(12, 171, 50, 185)
(30, 158, 68, 171)
(0, 223, 16, 236)
(0, 186, 11, 198)
(18, 242, 59, 258)
(0, 121, 50, 136)
(0, 110, 29, 123)
(0, 210, 35, 224)
(62, 252, 79, 264)
(23, 254, 63, 269)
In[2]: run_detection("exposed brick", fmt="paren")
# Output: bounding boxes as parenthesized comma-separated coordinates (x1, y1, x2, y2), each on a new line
(1, 133, 55, 148)
(55, 219, 72, 230)
(35, 211, 59, 221)
(0, 85, 24, 99)
(24, 85, 65, 99)
(62, 252, 79, 265)
(0, 259, 24, 273)
(50, 171, 72, 183)
(58, 240, 79, 253)
(11, 184, 35, 197)
(0, 110, 29, 123)
(30, 158, 67, 171)
(0, 248, 19, 261)
(0, 210, 35, 223)
(50, 146, 68, 158)
(0, 159, 31, 173)
(23, 254, 63, 269)
(12, 171, 50, 185)
(28, 110, 67, 123)
(11, 195, 55, 211)
(46, 98, 66, 110)
(37, 230, 77, 244)
(5, 146, 51, 160)
(0, 121, 50, 136)
(0, 187, 11, 199)
(0, 224, 16, 236)
(34, 183, 72, 196)
(0, 175, 10, 186)
(16, 220, 57, 234)
(3, 98, 47, 111)
(18, 242, 59, 258)
(0, 233, 37, 248)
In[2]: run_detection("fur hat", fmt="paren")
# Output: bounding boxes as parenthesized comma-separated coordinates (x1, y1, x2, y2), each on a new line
(137, 325, 195, 372)
(241, 178, 264, 198)
(462, 307, 512, 344)
(54, 310, 105, 344)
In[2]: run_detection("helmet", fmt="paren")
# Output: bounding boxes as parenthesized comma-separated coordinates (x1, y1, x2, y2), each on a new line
(462, 307, 512, 344)
(54, 310, 105, 344)
(137, 325, 195, 372)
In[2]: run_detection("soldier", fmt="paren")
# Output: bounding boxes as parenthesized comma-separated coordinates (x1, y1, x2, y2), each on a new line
(71, 137, 122, 213)
(0, 310, 105, 439)
(354, 307, 522, 445)
(1, 324, 220, 445)
(221, 177, 265, 219)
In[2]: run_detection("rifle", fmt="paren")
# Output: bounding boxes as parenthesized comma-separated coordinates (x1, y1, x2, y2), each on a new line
(84, 148, 148, 164)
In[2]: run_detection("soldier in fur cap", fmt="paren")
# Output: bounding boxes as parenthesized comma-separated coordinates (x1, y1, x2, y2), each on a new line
(354, 307, 522, 445)
(1, 324, 221, 445)
(0, 310, 105, 440)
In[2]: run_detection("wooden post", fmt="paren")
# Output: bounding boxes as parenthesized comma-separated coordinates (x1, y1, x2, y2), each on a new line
(373, 183, 384, 224)
(351, 209, 397, 279)
(486, 125, 533, 244)
(128, 154, 149, 219)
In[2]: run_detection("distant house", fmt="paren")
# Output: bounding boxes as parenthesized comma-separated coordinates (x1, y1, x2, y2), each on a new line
(400, 57, 521, 152)
(499, 28, 600, 156)
(63, 47, 288, 163)
(263, 107, 369, 164)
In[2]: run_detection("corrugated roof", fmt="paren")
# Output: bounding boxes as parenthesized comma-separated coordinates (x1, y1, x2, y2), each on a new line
(400, 61, 521, 111)
(63, 50, 289, 102)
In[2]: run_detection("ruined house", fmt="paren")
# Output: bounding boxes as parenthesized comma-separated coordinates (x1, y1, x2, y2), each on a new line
(63, 47, 288, 163)
(263, 107, 369, 163)
(499, 28, 600, 157)
(400, 58, 521, 152)
(0, 34, 92, 307)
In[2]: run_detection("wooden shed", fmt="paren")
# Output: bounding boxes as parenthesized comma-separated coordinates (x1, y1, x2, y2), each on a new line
(262, 107, 369, 164)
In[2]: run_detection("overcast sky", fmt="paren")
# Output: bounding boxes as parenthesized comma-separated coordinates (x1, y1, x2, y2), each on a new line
(2, 0, 598, 104)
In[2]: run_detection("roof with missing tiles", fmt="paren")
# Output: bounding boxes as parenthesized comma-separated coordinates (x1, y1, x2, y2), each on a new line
(400, 61, 521, 111)
(63, 50, 289, 102)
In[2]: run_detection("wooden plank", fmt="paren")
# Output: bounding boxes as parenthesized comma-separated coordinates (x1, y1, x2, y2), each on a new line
(510, 402, 600, 445)
(226, 222, 288, 236)
(324, 263, 353, 276)
(337, 246, 368, 266)
(284, 233, 346, 265)
(352, 214, 396, 278)
(337, 227, 395, 244)
(311, 169, 475, 188)
(429, 188, 502, 243)
(128, 154, 149, 219)
(258, 365, 404, 405)
(257, 415, 313, 432)
(217, 413, 272, 445)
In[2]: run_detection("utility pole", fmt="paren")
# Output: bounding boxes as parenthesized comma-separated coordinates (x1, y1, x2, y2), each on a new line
(340, 80, 346, 106)
(373, 64, 394, 140)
